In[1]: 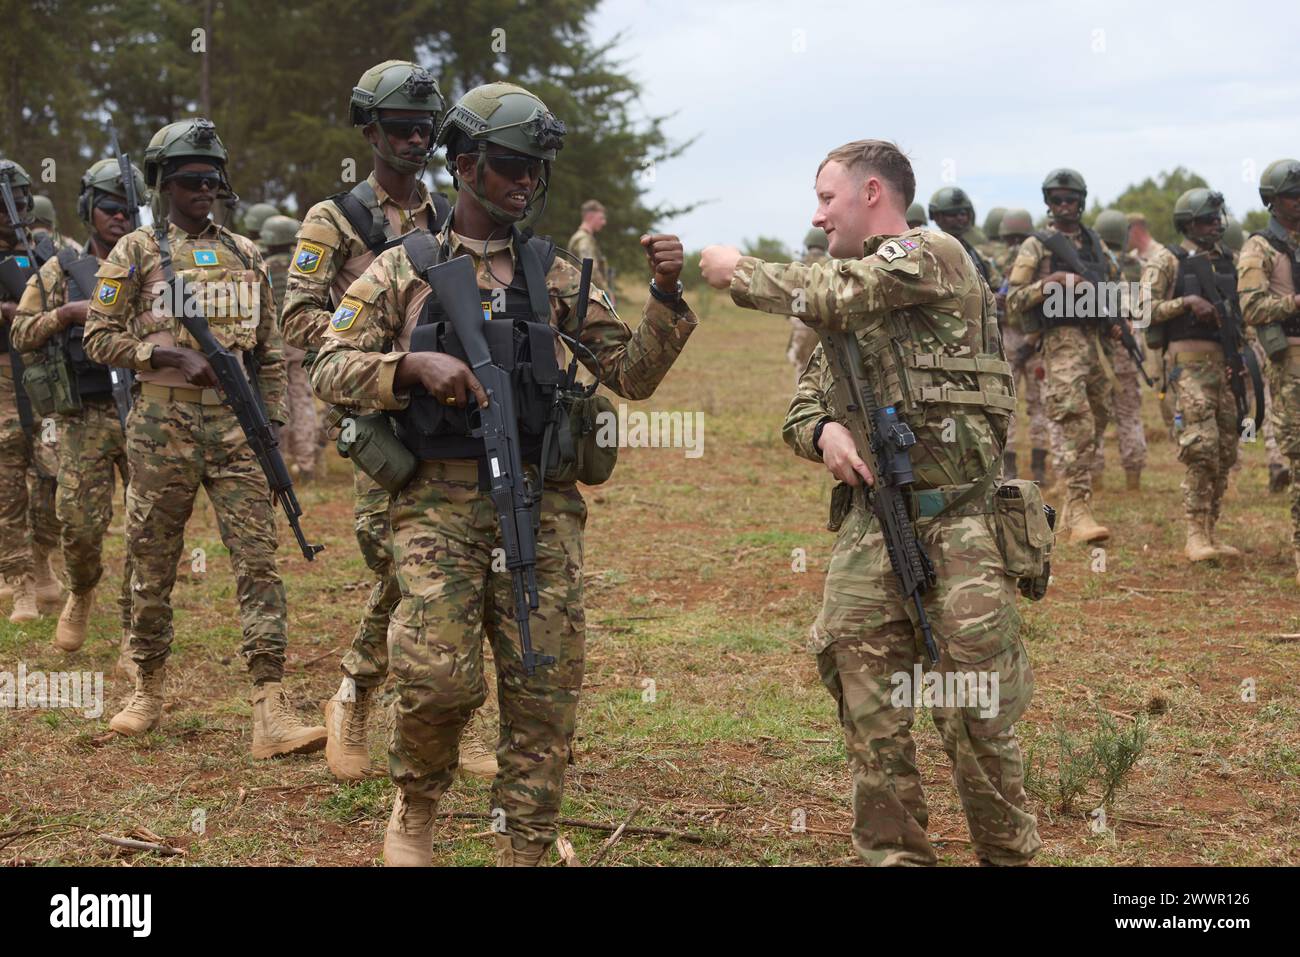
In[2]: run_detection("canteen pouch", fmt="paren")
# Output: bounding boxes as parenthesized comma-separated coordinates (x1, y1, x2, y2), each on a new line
(993, 479, 1055, 600)
(544, 391, 618, 486)
(330, 406, 417, 496)
(1257, 321, 1289, 361)
(22, 352, 80, 417)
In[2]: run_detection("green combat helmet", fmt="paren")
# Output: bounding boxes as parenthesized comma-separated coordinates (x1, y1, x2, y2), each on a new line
(436, 82, 566, 225)
(905, 201, 927, 227)
(77, 157, 148, 223)
(260, 214, 301, 249)
(1173, 187, 1226, 247)
(999, 207, 1033, 240)
(1094, 208, 1129, 250)
(1259, 158, 1300, 207)
(0, 159, 34, 223)
(144, 117, 234, 198)
(1041, 167, 1087, 204)
(350, 60, 444, 175)
(928, 186, 975, 219)
(1223, 216, 1244, 252)
(242, 202, 280, 238)
(982, 207, 1006, 239)
(804, 227, 828, 251)
(31, 195, 56, 228)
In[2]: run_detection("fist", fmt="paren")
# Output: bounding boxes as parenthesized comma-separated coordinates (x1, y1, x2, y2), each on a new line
(699, 245, 743, 290)
(1183, 294, 1219, 324)
(640, 234, 684, 288)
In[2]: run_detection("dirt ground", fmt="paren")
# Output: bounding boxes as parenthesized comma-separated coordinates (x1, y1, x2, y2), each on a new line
(2, 285, 1297, 866)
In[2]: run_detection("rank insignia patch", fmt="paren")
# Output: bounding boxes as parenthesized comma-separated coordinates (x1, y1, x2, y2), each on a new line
(192, 249, 219, 266)
(294, 242, 324, 274)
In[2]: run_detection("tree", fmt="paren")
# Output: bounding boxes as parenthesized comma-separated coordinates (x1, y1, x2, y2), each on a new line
(1102, 167, 1207, 245)
(741, 236, 792, 262)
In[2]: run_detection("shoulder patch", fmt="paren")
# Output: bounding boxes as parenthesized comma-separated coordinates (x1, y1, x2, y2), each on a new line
(293, 241, 325, 274)
(95, 278, 122, 306)
(330, 296, 363, 332)
(877, 240, 910, 262)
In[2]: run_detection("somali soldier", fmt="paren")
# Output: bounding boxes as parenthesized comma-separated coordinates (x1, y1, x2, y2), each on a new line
(1238, 159, 1300, 583)
(1007, 168, 1121, 544)
(929, 187, 1003, 292)
(83, 118, 326, 757)
(262, 214, 322, 482)
(999, 208, 1050, 484)
(11, 159, 144, 659)
(786, 226, 829, 381)
(1094, 208, 1148, 491)
(567, 199, 609, 291)
(279, 60, 500, 781)
(701, 139, 1040, 867)
(241, 202, 280, 252)
(0, 159, 63, 622)
(311, 82, 697, 866)
(905, 201, 927, 229)
(1144, 189, 1244, 562)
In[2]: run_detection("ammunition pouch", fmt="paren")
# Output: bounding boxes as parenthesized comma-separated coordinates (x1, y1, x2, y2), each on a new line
(1257, 321, 1290, 361)
(329, 405, 416, 497)
(993, 479, 1056, 601)
(543, 390, 618, 486)
(22, 349, 80, 416)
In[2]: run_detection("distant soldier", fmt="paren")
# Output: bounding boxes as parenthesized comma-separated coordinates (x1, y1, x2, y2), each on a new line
(999, 208, 1050, 483)
(928, 187, 1002, 291)
(981, 206, 1008, 268)
(242, 202, 280, 253)
(905, 201, 927, 229)
(1238, 159, 1300, 583)
(786, 227, 828, 381)
(567, 199, 609, 291)
(1094, 208, 1148, 491)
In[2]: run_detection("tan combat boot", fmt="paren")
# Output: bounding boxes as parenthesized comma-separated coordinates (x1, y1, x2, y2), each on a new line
(494, 833, 548, 867)
(251, 682, 327, 759)
(109, 667, 166, 735)
(383, 792, 437, 867)
(459, 736, 499, 779)
(7, 575, 38, 623)
(32, 546, 62, 610)
(324, 677, 373, 780)
(1066, 498, 1110, 544)
(54, 588, 95, 652)
(1184, 519, 1218, 562)
(1206, 516, 1241, 558)
(1125, 469, 1141, 492)
(116, 629, 138, 682)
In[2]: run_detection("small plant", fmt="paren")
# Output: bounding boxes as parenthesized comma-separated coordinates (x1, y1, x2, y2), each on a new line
(1090, 710, 1150, 807)
(1053, 723, 1097, 813)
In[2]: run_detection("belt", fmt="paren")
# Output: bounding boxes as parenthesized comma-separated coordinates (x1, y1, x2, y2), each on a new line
(139, 382, 225, 405)
(906, 481, 994, 520)
(1169, 348, 1222, 364)
(416, 459, 481, 482)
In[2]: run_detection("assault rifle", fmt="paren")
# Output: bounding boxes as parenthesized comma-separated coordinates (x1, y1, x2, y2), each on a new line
(0, 173, 43, 433)
(106, 123, 139, 423)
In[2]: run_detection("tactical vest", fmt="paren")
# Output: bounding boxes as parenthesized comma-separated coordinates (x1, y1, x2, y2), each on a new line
(957, 233, 992, 287)
(1160, 244, 1236, 345)
(1254, 224, 1300, 337)
(55, 246, 114, 398)
(394, 229, 563, 463)
(328, 180, 452, 256)
(1028, 227, 1109, 330)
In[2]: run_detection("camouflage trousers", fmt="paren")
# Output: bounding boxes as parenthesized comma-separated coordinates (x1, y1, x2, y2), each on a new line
(283, 346, 323, 477)
(1169, 348, 1238, 525)
(56, 397, 131, 628)
(123, 395, 287, 682)
(340, 462, 401, 689)
(0, 367, 59, 580)
(811, 499, 1040, 866)
(1095, 345, 1147, 475)
(787, 318, 818, 385)
(387, 460, 586, 846)
(1002, 326, 1048, 451)
(1250, 336, 1284, 469)
(1042, 326, 1112, 502)
(1265, 346, 1300, 552)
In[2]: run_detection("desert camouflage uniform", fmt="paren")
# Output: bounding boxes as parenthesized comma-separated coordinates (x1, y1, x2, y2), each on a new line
(83, 220, 290, 681)
(1094, 249, 1147, 482)
(1144, 241, 1239, 533)
(0, 239, 60, 592)
(565, 225, 608, 291)
(280, 173, 439, 695)
(310, 226, 697, 847)
(787, 246, 829, 380)
(997, 243, 1050, 466)
(1238, 223, 1300, 559)
(12, 247, 131, 626)
(1007, 227, 1118, 513)
(265, 248, 321, 478)
(732, 227, 1039, 866)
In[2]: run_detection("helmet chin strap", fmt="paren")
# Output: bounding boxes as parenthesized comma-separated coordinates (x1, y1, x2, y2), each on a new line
(371, 122, 430, 176)
(466, 147, 550, 226)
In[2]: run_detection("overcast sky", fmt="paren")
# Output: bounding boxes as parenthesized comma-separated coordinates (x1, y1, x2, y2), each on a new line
(586, 0, 1300, 251)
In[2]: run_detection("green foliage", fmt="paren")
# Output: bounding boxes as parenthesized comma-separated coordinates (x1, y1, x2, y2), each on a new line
(741, 235, 793, 263)
(1050, 723, 1097, 813)
(1105, 167, 1208, 244)
(1090, 710, 1149, 806)
(1242, 209, 1270, 233)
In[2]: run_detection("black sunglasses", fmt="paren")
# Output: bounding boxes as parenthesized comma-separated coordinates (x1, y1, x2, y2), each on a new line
(379, 117, 435, 140)
(1046, 193, 1081, 206)
(165, 171, 223, 191)
(485, 152, 543, 181)
(94, 196, 131, 218)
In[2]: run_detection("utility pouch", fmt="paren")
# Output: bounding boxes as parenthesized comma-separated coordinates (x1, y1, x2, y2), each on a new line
(993, 479, 1055, 600)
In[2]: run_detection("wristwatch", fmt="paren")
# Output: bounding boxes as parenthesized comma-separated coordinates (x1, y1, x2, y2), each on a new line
(648, 279, 683, 305)
(812, 416, 834, 458)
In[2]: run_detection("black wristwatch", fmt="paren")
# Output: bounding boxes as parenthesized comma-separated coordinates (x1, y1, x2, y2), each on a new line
(812, 416, 834, 458)
(648, 279, 683, 304)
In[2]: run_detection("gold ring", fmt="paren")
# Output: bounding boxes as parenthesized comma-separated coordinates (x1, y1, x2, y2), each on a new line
(444, 395, 456, 406)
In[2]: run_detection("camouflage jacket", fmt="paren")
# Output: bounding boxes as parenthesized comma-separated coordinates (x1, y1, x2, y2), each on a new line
(264, 250, 290, 323)
(566, 226, 608, 290)
(1005, 223, 1120, 318)
(730, 227, 1012, 490)
(1142, 239, 1237, 327)
(83, 219, 288, 422)
(1238, 223, 1300, 327)
(281, 173, 442, 353)
(310, 225, 697, 415)
(11, 239, 97, 350)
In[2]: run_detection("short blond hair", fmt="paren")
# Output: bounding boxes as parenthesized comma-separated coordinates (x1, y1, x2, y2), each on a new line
(581, 199, 605, 215)
(817, 140, 915, 208)
(1126, 212, 1147, 227)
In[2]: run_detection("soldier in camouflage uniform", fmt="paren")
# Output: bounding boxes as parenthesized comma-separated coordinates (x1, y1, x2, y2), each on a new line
(1094, 208, 1148, 491)
(241, 202, 280, 254)
(786, 227, 828, 381)
(280, 60, 498, 782)
(928, 187, 1003, 292)
(312, 82, 697, 866)
(702, 139, 1039, 867)
(12, 158, 144, 657)
(0, 159, 62, 622)
(998, 209, 1050, 484)
(1238, 159, 1300, 584)
(566, 199, 609, 291)
(1144, 189, 1244, 561)
(262, 214, 322, 481)
(905, 202, 927, 229)
(83, 118, 326, 758)
(1008, 168, 1120, 544)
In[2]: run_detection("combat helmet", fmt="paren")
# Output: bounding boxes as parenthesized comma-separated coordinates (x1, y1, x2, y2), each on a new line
(437, 82, 566, 225)
(350, 60, 444, 175)
(982, 207, 1006, 239)
(804, 227, 828, 251)
(31, 195, 55, 227)
(1222, 217, 1244, 252)
(1259, 159, 1300, 207)
(905, 201, 928, 227)
(999, 208, 1033, 240)
(77, 157, 147, 224)
(260, 214, 301, 249)
(1173, 187, 1226, 247)
(1041, 167, 1087, 204)
(144, 118, 233, 195)
(928, 186, 975, 219)
(0, 159, 34, 224)
(242, 202, 280, 237)
(1093, 208, 1129, 250)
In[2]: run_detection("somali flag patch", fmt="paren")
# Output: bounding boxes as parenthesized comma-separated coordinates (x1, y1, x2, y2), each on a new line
(192, 249, 219, 266)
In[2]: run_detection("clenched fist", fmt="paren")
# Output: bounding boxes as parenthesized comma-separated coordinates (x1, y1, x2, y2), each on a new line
(699, 245, 743, 290)
(640, 233, 684, 288)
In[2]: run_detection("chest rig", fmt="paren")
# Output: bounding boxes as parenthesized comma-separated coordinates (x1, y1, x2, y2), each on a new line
(1163, 244, 1236, 345)
(329, 180, 451, 256)
(56, 246, 114, 398)
(1028, 226, 1109, 330)
(1255, 221, 1300, 338)
(395, 227, 563, 462)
